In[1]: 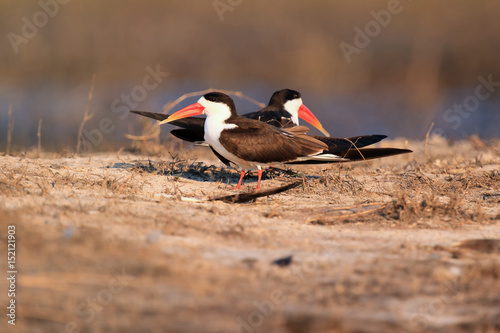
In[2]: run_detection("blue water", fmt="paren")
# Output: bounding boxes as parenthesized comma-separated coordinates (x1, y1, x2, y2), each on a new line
(0, 81, 498, 152)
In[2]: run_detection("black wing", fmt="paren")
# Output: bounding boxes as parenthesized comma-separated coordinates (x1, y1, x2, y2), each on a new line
(130, 110, 169, 121)
(130, 110, 205, 130)
(170, 129, 205, 143)
(219, 120, 326, 164)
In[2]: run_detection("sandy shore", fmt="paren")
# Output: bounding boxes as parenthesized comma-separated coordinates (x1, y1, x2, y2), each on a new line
(1, 137, 499, 332)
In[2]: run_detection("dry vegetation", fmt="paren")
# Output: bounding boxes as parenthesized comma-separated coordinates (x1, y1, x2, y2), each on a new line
(3, 2, 500, 331)
(1, 136, 500, 333)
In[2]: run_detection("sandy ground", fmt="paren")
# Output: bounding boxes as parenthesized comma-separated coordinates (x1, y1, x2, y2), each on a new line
(1, 137, 500, 333)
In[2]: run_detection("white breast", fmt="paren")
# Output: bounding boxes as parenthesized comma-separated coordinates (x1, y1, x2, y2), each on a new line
(204, 119, 262, 170)
(200, 96, 271, 170)
(283, 98, 302, 125)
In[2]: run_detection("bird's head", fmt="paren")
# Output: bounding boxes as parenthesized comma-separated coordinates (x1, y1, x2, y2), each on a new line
(159, 92, 236, 125)
(270, 89, 330, 136)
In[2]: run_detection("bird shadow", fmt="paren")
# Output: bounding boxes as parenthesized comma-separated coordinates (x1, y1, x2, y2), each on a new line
(110, 158, 314, 186)
(108, 160, 305, 203)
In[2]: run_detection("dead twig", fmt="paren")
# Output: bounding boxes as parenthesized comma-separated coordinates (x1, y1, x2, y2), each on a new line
(154, 181, 302, 203)
(6, 104, 14, 155)
(208, 181, 302, 204)
(124, 123, 161, 141)
(343, 137, 367, 165)
(76, 74, 96, 154)
(37, 119, 42, 158)
(424, 121, 434, 159)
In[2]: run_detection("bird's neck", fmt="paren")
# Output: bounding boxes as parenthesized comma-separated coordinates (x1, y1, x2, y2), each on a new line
(204, 114, 237, 140)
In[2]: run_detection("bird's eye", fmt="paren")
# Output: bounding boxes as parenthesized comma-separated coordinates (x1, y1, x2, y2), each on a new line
(293, 94, 299, 99)
(207, 96, 216, 102)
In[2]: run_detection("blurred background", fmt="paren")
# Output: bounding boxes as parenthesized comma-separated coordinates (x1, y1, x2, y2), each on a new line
(1, 0, 499, 152)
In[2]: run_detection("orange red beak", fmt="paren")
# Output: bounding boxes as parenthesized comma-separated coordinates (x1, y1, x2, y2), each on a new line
(160, 101, 330, 137)
(298, 104, 330, 137)
(159, 103, 205, 124)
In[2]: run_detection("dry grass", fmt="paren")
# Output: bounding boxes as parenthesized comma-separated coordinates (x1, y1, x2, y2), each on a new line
(76, 74, 96, 154)
(1, 137, 500, 332)
(6, 104, 13, 156)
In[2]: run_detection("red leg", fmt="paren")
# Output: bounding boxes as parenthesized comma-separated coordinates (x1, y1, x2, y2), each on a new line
(255, 169, 263, 191)
(233, 170, 245, 189)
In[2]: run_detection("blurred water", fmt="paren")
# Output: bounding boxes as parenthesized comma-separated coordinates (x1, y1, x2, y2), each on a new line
(2, 1, 500, 152)
(0, 82, 498, 152)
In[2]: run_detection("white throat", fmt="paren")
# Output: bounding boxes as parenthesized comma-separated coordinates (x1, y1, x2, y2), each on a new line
(283, 98, 302, 126)
(198, 96, 237, 146)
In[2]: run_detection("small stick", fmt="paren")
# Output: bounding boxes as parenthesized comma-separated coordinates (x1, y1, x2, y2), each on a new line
(153, 181, 301, 203)
(37, 119, 42, 158)
(6, 104, 14, 155)
(76, 74, 96, 154)
(343, 137, 367, 164)
(124, 125, 161, 141)
(424, 122, 434, 158)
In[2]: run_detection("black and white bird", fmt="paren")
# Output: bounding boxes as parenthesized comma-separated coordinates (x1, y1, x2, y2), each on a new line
(159, 92, 411, 190)
(131, 89, 405, 167)
(131, 89, 330, 144)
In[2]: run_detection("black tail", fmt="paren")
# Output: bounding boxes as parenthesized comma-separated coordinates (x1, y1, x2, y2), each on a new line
(338, 148, 412, 161)
(130, 110, 169, 121)
(130, 110, 205, 130)
(314, 134, 387, 154)
(286, 148, 412, 165)
(170, 129, 205, 144)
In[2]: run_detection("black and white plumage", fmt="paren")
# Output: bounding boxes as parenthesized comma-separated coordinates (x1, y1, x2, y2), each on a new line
(131, 89, 329, 144)
(159, 92, 347, 190)
(134, 91, 412, 189)
(130, 89, 410, 167)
